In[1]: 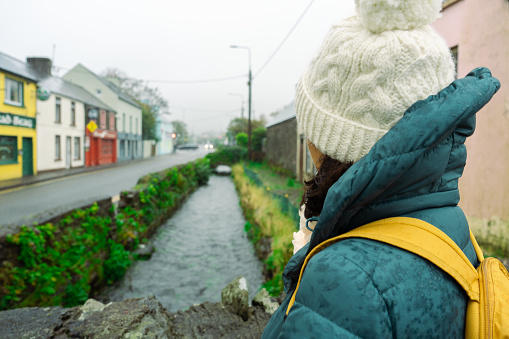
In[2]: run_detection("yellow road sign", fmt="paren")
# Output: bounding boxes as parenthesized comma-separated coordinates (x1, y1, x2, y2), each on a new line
(87, 120, 98, 133)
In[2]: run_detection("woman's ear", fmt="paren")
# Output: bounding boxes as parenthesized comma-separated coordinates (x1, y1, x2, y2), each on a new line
(307, 139, 324, 170)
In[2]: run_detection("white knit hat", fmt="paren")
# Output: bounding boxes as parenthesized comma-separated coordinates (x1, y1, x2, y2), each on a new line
(296, 0, 455, 163)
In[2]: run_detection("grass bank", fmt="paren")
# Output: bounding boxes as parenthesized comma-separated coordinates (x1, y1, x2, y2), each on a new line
(232, 163, 303, 296)
(0, 158, 211, 310)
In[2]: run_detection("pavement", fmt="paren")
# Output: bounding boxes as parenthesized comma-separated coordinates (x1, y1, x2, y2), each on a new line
(0, 157, 150, 192)
(0, 150, 206, 229)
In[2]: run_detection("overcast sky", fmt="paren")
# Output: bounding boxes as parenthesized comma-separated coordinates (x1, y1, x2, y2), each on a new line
(1, 0, 356, 136)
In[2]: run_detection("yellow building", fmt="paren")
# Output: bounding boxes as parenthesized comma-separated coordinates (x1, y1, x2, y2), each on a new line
(0, 52, 38, 181)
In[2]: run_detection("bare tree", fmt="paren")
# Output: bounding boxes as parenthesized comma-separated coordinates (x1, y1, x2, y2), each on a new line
(101, 68, 169, 113)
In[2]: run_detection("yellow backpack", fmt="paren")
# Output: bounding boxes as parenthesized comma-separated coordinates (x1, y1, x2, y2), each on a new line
(286, 217, 509, 338)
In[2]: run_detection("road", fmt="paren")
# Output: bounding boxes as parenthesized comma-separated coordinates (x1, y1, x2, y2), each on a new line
(0, 149, 207, 229)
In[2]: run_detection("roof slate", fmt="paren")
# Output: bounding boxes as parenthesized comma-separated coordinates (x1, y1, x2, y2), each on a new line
(0, 51, 39, 82)
(66, 63, 141, 109)
(38, 76, 115, 111)
(266, 101, 296, 128)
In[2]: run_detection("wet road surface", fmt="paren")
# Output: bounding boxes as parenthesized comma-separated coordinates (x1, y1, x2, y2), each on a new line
(0, 150, 206, 228)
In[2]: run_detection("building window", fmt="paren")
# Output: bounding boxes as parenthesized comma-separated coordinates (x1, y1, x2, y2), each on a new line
(451, 46, 459, 79)
(130, 116, 133, 134)
(55, 97, 61, 123)
(100, 110, 106, 129)
(0, 135, 18, 165)
(122, 113, 126, 132)
(74, 137, 80, 160)
(55, 135, 61, 160)
(135, 117, 138, 135)
(71, 102, 76, 126)
(120, 140, 125, 157)
(5, 78, 23, 106)
(109, 112, 115, 131)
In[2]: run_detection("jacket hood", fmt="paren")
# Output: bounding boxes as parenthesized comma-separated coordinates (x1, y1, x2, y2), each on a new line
(283, 67, 500, 292)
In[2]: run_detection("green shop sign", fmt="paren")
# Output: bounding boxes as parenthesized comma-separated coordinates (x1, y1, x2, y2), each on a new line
(0, 112, 36, 129)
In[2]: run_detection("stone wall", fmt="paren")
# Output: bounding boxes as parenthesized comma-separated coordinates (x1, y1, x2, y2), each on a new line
(266, 118, 297, 175)
(0, 277, 281, 339)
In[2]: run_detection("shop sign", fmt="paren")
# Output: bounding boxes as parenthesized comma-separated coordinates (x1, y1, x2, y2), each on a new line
(0, 112, 36, 129)
(88, 108, 99, 119)
(93, 130, 116, 139)
(87, 120, 98, 133)
(37, 87, 51, 101)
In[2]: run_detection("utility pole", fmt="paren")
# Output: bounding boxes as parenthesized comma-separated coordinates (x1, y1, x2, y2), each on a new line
(248, 67, 252, 161)
(230, 45, 252, 161)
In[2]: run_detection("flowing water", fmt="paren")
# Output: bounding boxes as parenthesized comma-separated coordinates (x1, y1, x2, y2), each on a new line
(103, 175, 264, 312)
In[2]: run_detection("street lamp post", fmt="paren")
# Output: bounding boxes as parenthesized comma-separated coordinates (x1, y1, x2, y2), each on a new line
(230, 45, 252, 161)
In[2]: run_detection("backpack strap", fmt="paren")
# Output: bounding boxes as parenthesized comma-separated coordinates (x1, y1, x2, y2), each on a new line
(469, 229, 485, 264)
(286, 217, 481, 318)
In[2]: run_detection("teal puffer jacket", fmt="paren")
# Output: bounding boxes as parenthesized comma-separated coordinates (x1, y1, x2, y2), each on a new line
(262, 68, 500, 338)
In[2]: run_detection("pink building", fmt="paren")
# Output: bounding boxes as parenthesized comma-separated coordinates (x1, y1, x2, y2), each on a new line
(433, 0, 509, 219)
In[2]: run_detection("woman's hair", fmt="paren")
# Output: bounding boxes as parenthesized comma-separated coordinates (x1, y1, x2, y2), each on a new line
(301, 155, 353, 219)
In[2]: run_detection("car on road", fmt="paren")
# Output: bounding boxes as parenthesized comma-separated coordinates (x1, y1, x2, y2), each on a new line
(177, 144, 199, 150)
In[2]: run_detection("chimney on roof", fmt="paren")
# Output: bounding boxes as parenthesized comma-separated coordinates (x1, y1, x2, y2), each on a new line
(26, 57, 52, 79)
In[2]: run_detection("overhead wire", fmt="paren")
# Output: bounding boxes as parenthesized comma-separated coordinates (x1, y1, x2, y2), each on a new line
(53, 65, 247, 85)
(53, 1, 315, 85)
(51, 2, 315, 117)
(145, 74, 247, 84)
(169, 106, 239, 113)
(253, 0, 315, 79)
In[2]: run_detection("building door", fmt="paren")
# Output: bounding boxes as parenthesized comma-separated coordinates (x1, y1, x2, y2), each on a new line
(22, 137, 33, 176)
(66, 136, 72, 169)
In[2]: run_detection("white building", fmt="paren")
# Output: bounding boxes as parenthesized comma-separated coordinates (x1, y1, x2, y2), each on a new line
(62, 64, 142, 162)
(28, 58, 113, 172)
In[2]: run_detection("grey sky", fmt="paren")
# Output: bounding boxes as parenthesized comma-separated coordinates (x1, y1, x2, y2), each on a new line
(1, 0, 356, 136)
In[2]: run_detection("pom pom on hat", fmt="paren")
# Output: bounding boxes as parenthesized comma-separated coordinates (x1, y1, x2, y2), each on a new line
(355, 0, 443, 33)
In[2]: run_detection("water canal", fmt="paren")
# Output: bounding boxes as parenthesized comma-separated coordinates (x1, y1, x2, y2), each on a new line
(102, 175, 264, 312)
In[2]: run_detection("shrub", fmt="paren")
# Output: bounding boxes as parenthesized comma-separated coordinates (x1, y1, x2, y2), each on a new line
(104, 240, 132, 284)
(251, 127, 266, 151)
(205, 146, 247, 168)
(235, 132, 248, 148)
(2, 204, 111, 309)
